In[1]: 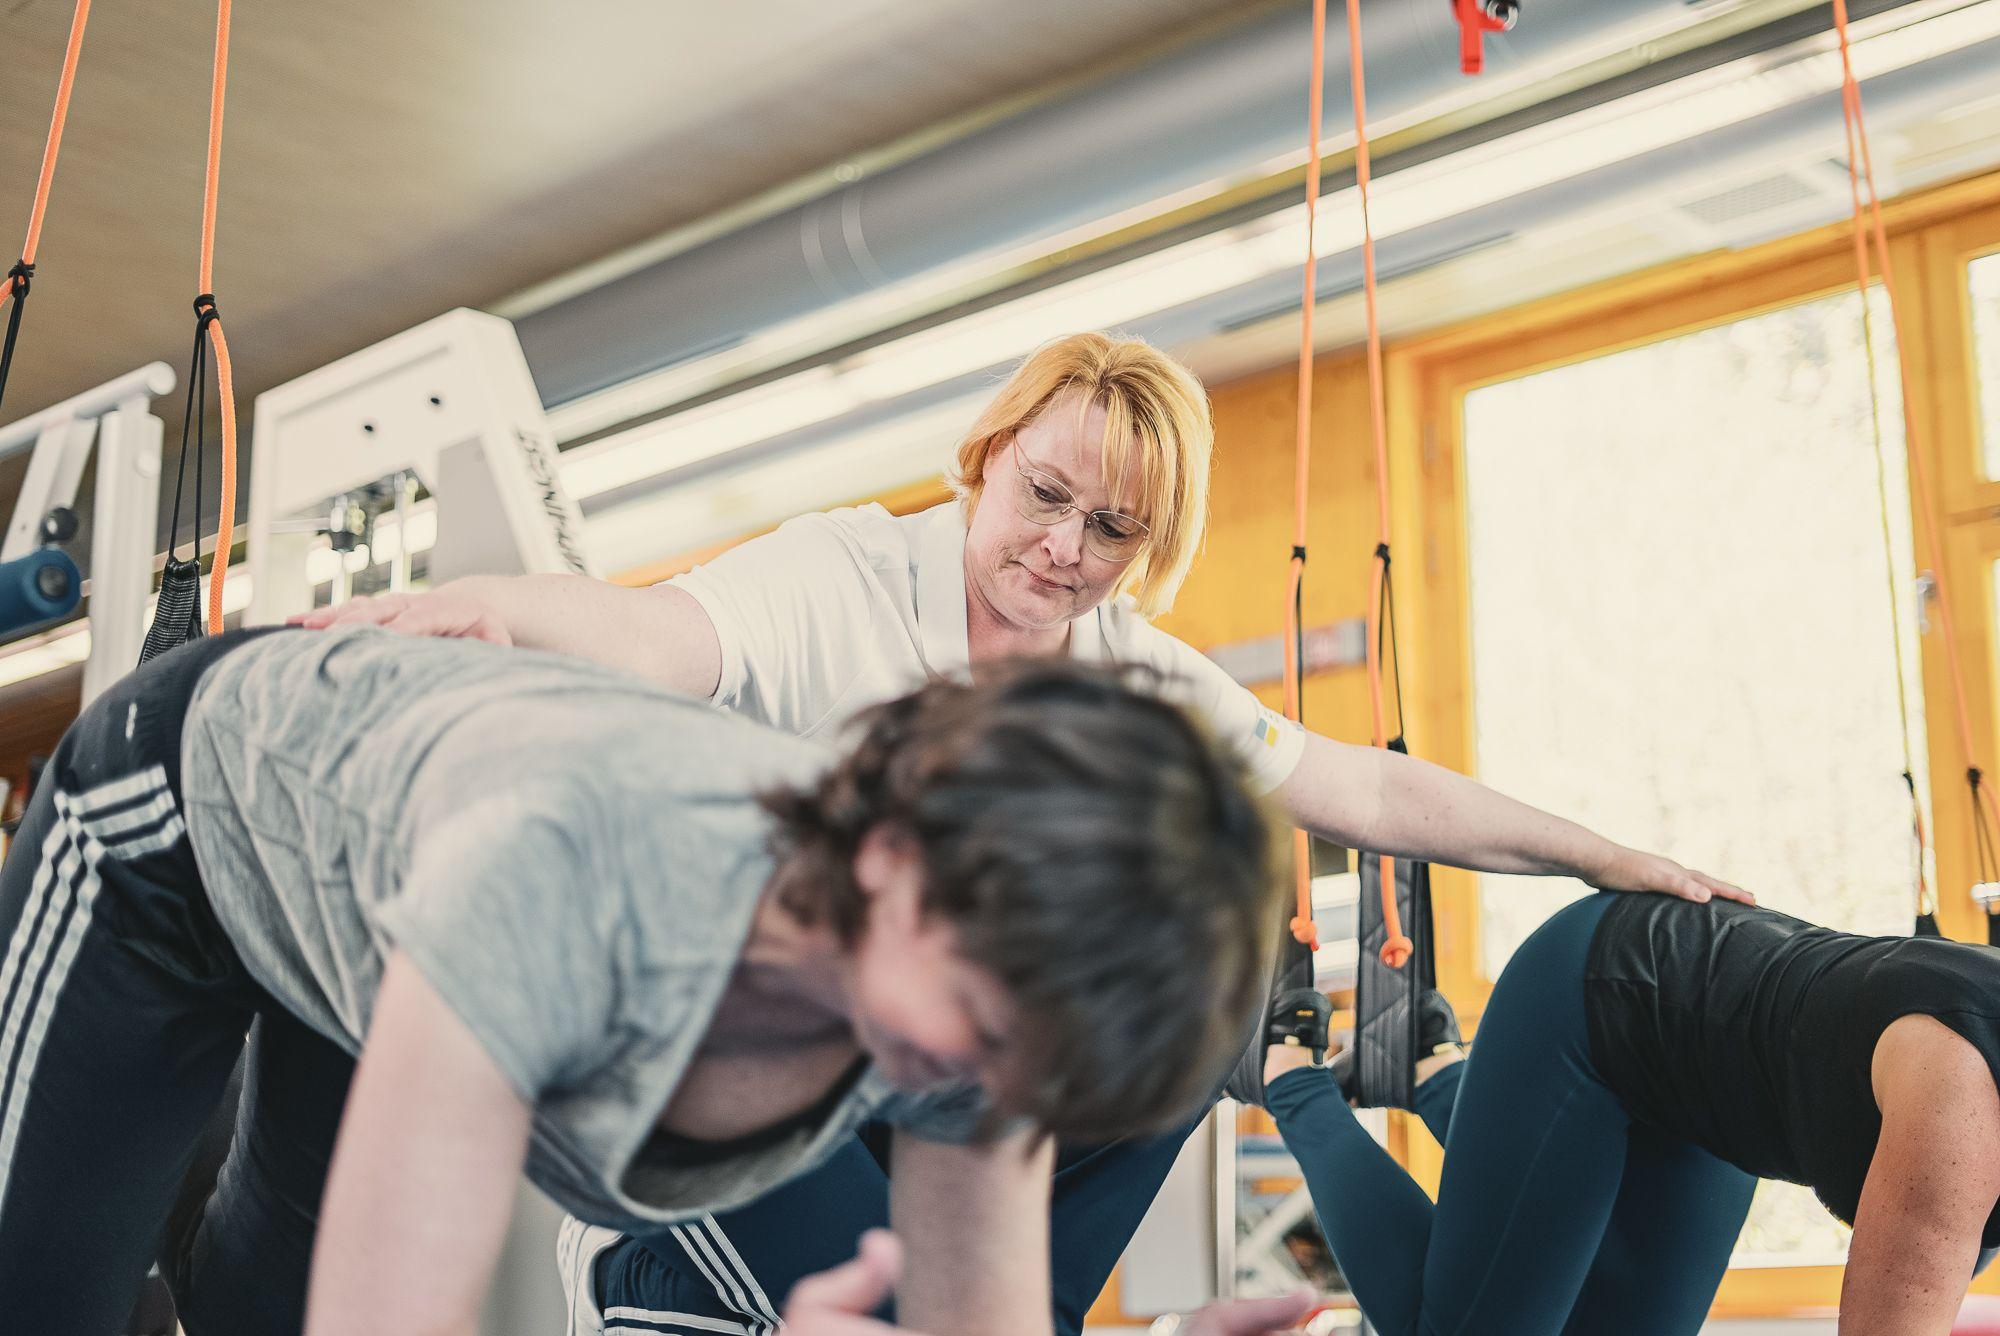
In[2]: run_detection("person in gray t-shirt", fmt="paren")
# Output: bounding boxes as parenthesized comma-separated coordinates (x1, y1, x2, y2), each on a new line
(0, 627, 1281, 1336)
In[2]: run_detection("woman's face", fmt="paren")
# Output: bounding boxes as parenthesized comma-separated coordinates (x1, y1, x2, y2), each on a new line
(963, 392, 1147, 634)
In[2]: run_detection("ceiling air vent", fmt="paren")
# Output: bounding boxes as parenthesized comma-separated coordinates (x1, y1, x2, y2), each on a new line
(1667, 163, 1855, 249)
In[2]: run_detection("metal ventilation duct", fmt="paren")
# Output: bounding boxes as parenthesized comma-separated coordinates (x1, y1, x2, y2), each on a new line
(514, 0, 1711, 407)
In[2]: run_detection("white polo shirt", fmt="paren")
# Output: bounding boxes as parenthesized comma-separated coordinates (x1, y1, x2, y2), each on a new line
(667, 501, 1305, 795)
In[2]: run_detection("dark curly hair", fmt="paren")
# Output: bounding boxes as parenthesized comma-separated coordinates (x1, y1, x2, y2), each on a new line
(761, 659, 1285, 1142)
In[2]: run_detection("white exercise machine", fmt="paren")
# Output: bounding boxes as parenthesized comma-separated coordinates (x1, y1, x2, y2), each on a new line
(247, 307, 594, 626)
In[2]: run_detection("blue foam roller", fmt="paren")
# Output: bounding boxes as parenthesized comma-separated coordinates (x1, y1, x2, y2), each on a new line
(0, 548, 82, 636)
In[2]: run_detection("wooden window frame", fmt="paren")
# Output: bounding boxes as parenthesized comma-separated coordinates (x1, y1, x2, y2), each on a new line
(1386, 171, 2000, 1316)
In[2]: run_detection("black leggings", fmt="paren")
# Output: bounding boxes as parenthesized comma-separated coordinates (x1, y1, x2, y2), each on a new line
(0, 632, 349, 1336)
(1268, 894, 1757, 1336)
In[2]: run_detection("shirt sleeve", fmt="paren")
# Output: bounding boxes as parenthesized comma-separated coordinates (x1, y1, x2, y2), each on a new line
(664, 513, 874, 735)
(1122, 619, 1306, 795)
(371, 788, 621, 1102)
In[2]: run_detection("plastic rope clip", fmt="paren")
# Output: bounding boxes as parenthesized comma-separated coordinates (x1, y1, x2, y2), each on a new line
(1453, 0, 1518, 75)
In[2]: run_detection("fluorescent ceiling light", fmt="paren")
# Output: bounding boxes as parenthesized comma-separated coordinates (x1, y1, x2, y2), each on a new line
(0, 623, 92, 689)
(0, 564, 259, 690)
(559, 367, 864, 499)
(581, 389, 982, 575)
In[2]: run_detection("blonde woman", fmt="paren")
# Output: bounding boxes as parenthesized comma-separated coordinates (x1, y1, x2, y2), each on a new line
(304, 332, 1745, 1335)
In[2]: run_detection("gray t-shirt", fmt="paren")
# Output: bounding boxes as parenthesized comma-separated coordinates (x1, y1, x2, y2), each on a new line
(180, 629, 992, 1232)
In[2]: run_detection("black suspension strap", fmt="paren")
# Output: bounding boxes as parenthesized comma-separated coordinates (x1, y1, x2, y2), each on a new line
(139, 296, 219, 663)
(0, 263, 33, 418)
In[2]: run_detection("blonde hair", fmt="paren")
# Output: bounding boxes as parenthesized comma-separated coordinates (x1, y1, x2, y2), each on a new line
(948, 332, 1211, 618)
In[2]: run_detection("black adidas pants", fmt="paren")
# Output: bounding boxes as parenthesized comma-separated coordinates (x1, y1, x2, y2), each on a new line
(0, 630, 355, 1335)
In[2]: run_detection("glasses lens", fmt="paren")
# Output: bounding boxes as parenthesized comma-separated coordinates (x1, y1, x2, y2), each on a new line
(1085, 515, 1147, 561)
(1016, 468, 1073, 524)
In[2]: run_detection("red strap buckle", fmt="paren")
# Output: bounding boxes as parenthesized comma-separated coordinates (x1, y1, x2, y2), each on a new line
(1454, 0, 1517, 75)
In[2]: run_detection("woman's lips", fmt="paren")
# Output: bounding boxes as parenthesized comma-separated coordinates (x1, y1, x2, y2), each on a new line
(1020, 564, 1073, 592)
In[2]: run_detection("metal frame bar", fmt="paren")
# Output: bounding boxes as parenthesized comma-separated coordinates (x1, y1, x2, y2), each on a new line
(0, 363, 174, 704)
(0, 362, 174, 459)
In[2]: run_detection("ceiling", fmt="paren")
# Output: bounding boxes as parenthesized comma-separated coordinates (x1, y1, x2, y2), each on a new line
(0, 0, 1252, 424)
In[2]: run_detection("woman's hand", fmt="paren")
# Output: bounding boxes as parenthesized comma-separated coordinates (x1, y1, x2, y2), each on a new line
(1588, 846, 1754, 906)
(289, 589, 513, 644)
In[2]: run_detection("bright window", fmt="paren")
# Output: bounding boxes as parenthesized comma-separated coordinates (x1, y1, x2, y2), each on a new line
(1460, 288, 1928, 1265)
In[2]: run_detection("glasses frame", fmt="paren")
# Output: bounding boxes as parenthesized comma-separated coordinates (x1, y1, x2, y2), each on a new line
(1006, 440, 1151, 563)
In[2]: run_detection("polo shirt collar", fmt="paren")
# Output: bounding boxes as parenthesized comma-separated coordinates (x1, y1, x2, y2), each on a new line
(916, 503, 972, 679)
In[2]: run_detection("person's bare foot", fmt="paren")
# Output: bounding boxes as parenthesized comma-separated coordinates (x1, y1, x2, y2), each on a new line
(1325, 989, 1466, 1109)
(1414, 1045, 1465, 1087)
(1263, 1039, 1319, 1089)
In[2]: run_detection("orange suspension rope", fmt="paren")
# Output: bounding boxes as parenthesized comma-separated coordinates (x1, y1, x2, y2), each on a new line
(0, 0, 92, 415)
(1286, 0, 1412, 964)
(5, 0, 90, 301)
(1830, 7, 1933, 926)
(1830, 0, 2000, 907)
(1283, 0, 1329, 952)
(196, 0, 238, 633)
(1347, 0, 1412, 969)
